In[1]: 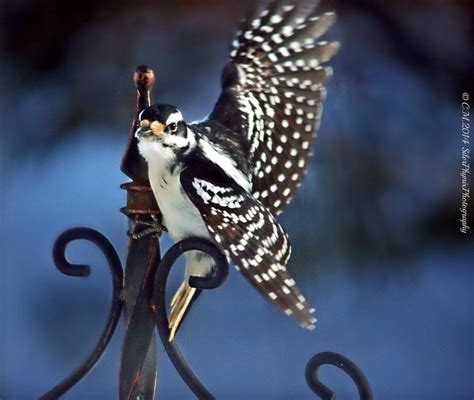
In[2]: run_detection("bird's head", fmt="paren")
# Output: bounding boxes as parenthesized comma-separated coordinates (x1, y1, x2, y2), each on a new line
(135, 103, 187, 142)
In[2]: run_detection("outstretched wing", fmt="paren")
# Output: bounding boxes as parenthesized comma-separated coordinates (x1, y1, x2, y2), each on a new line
(181, 162, 316, 329)
(207, 0, 339, 215)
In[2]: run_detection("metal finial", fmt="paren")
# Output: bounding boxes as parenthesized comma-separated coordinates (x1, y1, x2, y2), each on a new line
(134, 65, 155, 110)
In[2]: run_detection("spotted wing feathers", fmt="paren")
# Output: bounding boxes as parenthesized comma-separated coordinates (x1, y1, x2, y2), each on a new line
(208, 0, 339, 215)
(181, 165, 316, 329)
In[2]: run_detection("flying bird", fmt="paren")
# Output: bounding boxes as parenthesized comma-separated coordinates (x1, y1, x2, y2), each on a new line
(135, 0, 339, 341)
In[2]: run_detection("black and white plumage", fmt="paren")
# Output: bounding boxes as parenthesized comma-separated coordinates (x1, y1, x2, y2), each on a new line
(135, 0, 338, 339)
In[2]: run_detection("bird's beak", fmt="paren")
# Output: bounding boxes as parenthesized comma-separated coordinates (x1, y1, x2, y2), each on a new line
(135, 120, 166, 139)
(135, 126, 153, 138)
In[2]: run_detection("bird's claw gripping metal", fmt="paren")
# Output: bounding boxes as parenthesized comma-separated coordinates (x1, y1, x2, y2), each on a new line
(129, 214, 167, 240)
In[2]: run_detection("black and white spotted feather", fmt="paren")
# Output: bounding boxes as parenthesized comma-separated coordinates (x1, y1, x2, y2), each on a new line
(206, 0, 339, 215)
(137, 0, 338, 333)
(181, 162, 316, 329)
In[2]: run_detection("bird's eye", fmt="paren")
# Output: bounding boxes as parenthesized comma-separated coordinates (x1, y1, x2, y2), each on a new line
(168, 122, 178, 132)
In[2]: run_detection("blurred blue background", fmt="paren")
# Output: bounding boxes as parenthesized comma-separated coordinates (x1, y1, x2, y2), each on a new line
(1, 0, 473, 398)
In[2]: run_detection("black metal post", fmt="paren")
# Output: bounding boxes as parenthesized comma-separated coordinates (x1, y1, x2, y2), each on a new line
(119, 65, 161, 400)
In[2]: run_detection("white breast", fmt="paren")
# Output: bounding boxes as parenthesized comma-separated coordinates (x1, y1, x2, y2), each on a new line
(152, 172, 209, 241)
(138, 140, 209, 242)
(137, 139, 216, 279)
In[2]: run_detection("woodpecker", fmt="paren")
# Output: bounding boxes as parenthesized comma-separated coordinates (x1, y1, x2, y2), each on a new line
(135, 0, 339, 341)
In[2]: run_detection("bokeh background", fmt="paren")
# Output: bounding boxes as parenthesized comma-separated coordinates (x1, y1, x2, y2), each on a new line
(1, 0, 473, 398)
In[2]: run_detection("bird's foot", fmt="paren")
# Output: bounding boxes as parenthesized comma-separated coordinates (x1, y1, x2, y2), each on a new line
(129, 214, 167, 240)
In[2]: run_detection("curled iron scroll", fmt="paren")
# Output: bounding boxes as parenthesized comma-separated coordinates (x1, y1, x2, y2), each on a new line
(153, 237, 229, 400)
(305, 351, 373, 400)
(152, 239, 374, 400)
(40, 228, 124, 400)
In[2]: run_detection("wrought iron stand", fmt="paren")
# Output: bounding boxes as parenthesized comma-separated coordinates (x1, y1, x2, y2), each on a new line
(39, 66, 373, 400)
